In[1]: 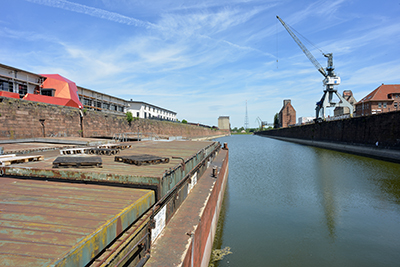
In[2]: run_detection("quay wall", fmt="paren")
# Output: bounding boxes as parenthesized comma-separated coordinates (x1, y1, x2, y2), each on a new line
(0, 97, 227, 139)
(255, 111, 400, 149)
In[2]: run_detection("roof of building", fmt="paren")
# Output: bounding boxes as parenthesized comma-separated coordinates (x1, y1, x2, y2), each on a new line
(358, 84, 400, 103)
(128, 101, 177, 114)
(0, 91, 20, 99)
(0, 63, 46, 78)
(279, 100, 295, 114)
(77, 85, 128, 103)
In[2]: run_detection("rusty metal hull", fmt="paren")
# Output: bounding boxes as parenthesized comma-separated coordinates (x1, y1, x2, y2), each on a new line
(146, 147, 229, 267)
(0, 177, 155, 267)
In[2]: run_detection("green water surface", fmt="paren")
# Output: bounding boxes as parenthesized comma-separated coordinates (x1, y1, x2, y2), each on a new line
(211, 135, 400, 267)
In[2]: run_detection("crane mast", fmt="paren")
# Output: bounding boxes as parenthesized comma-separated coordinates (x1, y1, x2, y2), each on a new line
(276, 16, 353, 120)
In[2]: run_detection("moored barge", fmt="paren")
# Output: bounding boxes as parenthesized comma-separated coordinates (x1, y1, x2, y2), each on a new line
(0, 139, 229, 266)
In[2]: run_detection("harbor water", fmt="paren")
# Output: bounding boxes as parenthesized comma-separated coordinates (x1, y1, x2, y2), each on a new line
(212, 134, 400, 267)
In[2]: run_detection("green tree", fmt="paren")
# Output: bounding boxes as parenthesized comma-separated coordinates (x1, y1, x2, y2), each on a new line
(181, 119, 188, 124)
(274, 113, 280, 129)
(126, 112, 133, 126)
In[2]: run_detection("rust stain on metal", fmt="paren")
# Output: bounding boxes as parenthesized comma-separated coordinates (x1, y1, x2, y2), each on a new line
(0, 177, 155, 267)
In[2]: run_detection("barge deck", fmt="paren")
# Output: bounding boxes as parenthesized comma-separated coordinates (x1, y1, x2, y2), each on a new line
(0, 139, 228, 267)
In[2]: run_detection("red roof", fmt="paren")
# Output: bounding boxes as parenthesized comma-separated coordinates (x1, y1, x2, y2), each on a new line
(40, 74, 82, 108)
(358, 84, 400, 103)
(23, 94, 81, 108)
(0, 91, 20, 99)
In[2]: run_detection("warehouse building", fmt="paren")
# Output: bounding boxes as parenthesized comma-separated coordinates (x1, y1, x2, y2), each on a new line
(126, 101, 177, 121)
(77, 86, 127, 114)
(0, 63, 45, 98)
(355, 84, 400, 116)
(0, 63, 176, 119)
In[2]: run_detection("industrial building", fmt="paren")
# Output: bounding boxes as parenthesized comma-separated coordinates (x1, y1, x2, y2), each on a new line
(0, 63, 176, 118)
(127, 100, 177, 121)
(77, 86, 127, 114)
(334, 90, 357, 116)
(218, 116, 230, 130)
(297, 116, 314, 125)
(0, 63, 45, 99)
(355, 84, 400, 116)
(279, 99, 296, 128)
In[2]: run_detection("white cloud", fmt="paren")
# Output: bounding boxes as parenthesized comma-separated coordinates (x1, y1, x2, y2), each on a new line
(25, 0, 156, 28)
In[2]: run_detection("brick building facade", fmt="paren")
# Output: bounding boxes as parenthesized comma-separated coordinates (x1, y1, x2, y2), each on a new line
(355, 84, 400, 116)
(279, 99, 296, 128)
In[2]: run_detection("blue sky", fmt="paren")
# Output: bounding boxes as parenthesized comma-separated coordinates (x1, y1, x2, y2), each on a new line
(1, 0, 399, 128)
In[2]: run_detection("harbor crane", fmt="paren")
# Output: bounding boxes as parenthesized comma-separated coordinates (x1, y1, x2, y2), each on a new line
(276, 16, 353, 120)
(256, 117, 273, 130)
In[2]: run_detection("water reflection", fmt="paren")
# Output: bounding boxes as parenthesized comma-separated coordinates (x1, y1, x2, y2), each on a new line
(314, 149, 341, 240)
(212, 135, 400, 267)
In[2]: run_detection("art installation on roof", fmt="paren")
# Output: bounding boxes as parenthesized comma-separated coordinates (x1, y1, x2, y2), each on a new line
(39, 74, 83, 108)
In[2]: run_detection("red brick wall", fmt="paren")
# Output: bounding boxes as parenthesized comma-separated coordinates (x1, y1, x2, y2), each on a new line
(0, 97, 226, 139)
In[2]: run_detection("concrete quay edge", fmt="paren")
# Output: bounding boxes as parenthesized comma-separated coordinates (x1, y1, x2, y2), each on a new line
(263, 135, 400, 164)
(191, 134, 230, 141)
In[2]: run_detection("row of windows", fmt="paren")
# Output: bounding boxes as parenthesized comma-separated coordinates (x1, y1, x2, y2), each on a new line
(0, 81, 12, 92)
(377, 102, 399, 109)
(143, 112, 175, 120)
(144, 105, 174, 117)
(0, 80, 27, 95)
(83, 98, 124, 112)
(378, 102, 387, 108)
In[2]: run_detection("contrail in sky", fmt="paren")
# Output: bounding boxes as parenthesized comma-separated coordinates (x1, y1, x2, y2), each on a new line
(25, 0, 157, 29)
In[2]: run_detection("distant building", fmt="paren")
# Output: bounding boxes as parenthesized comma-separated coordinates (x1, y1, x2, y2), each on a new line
(218, 116, 230, 130)
(77, 86, 127, 114)
(297, 116, 314, 125)
(334, 90, 357, 116)
(0, 63, 83, 108)
(355, 84, 400, 116)
(127, 101, 177, 121)
(1, 63, 177, 118)
(279, 99, 296, 128)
